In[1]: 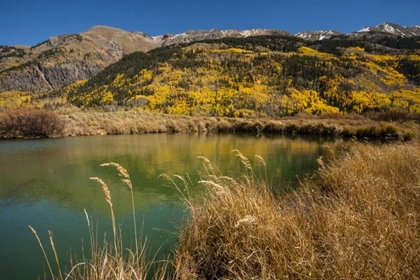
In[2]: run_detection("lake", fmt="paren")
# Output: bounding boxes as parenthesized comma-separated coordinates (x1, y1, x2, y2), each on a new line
(0, 133, 348, 279)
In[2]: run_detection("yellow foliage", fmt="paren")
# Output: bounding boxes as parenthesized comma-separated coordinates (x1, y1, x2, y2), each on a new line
(361, 57, 407, 87)
(113, 73, 126, 87)
(408, 55, 420, 61)
(347, 46, 365, 52)
(140, 69, 153, 82)
(0, 91, 32, 109)
(280, 89, 340, 114)
(212, 48, 251, 54)
(75, 79, 88, 86)
(101, 91, 114, 103)
(390, 88, 420, 112)
(233, 109, 256, 118)
(61, 45, 420, 117)
(298, 46, 319, 54)
(350, 91, 391, 113)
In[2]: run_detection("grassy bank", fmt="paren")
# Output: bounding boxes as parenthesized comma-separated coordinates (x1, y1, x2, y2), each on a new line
(173, 144, 420, 279)
(60, 109, 418, 140)
(29, 142, 420, 279)
(0, 107, 418, 140)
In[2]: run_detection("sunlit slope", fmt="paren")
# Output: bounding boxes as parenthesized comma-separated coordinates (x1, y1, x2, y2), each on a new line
(57, 35, 420, 116)
(0, 26, 159, 93)
(63, 36, 420, 116)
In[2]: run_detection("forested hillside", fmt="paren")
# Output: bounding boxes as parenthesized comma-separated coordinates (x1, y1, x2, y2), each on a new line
(7, 35, 420, 117)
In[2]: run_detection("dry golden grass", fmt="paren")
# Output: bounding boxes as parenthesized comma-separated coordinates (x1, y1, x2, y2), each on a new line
(0, 104, 416, 140)
(29, 141, 420, 279)
(56, 108, 418, 141)
(172, 144, 420, 279)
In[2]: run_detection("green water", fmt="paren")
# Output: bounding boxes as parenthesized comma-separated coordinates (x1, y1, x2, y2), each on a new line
(0, 133, 347, 279)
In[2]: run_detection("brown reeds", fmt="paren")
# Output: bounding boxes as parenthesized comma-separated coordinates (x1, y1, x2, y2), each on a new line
(0, 108, 64, 138)
(28, 225, 55, 280)
(89, 177, 119, 259)
(100, 162, 139, 259)
(1, 106, 418, 140)
(173, 144, 420, 279)
(56, 109, 417, 140)
(29, 142, 420, 279)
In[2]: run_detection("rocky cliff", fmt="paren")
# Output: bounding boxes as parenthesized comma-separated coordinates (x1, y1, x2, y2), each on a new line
(0, 26, 160, 93)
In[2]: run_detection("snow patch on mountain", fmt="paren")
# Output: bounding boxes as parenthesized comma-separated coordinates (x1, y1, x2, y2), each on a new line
(356, 22, 420, 37)
(359, 27, 371, 32)
(295, 30, 342, 41)
(383, 23, 396, 34)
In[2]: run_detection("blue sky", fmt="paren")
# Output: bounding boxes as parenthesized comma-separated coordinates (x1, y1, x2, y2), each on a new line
(1, 0, 419, 46)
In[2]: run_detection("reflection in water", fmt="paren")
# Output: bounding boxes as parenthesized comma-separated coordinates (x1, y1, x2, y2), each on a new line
(0, 133, 348, 279)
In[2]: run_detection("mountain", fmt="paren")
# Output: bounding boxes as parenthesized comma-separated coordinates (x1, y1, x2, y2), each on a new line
(295, 30, 343, 41)
(60, 33, 420, 117)
(0, 22, 419, 96)
(353, 22, 420, 37)
(0, 26, 160, 93)
(82, 25, 159, 54)
(0, 27, 293, 93)
(159, 28, 292, 46)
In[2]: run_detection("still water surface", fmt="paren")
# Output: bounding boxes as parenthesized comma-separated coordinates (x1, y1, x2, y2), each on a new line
(0, 133, 347, 279)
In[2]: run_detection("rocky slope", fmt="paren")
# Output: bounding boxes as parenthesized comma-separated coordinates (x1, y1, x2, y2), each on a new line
(295, 30, 343, 41)
(158, 28, 291, 46)
(351, 22, 420, 37)
(0, 26, 160, 93)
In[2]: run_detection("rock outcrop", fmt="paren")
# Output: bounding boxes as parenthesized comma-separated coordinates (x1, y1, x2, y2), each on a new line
(295, 30, 343, 41)
(0, 26, 160, 93)
(160, 28, 291, 46)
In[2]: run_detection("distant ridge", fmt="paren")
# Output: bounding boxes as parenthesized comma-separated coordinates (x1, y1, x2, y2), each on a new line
(295, 30, 343, 41)
(353, 22, 420, 37)
(157, 28, 292, 46)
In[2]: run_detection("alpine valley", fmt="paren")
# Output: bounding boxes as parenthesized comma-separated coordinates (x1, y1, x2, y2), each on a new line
(0, 22, 420, 117)
(2, 18, 420, 280)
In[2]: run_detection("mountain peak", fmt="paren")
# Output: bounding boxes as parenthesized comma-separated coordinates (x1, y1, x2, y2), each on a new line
(295, 30, 343, 41)
(356, 22, 420, 37)
(159, 28, 291, 47)
(84, 25, 123, 33)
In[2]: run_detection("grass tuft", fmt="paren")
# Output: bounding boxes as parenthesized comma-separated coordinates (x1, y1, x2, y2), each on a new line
(30, 163, 169, 280)
(173, 144, 420, 279)
(54, 109, 419, 141)
(30, 142, 420, 279)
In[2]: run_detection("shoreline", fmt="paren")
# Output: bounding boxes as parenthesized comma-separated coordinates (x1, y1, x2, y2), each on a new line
(174, 142, 420, 278)
(1, 108, 419, 141)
